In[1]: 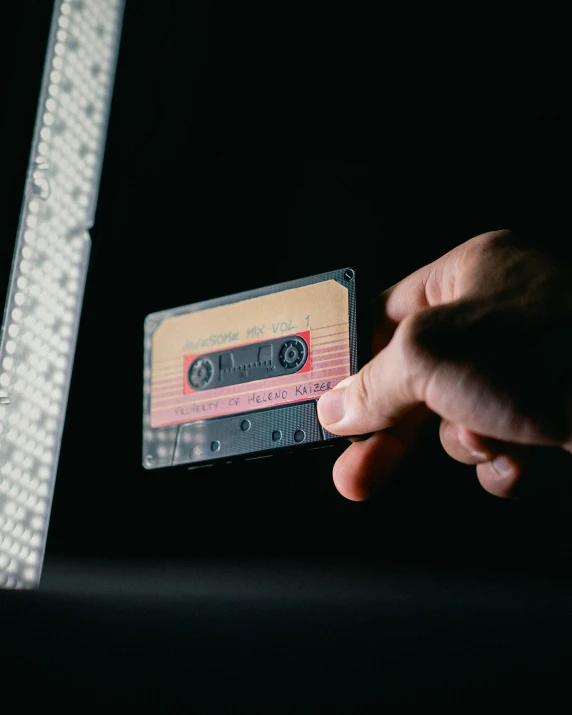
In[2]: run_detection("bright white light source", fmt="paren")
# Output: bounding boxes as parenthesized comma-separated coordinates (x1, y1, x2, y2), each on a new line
(0, 0, 124, 589)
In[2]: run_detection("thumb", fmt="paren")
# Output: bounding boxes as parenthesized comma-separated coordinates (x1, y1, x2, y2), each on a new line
(317, 314, 429, 436)
(319, 296, 572, 448)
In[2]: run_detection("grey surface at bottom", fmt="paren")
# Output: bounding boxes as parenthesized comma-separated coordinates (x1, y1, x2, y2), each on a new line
(2, 558, 571, 708)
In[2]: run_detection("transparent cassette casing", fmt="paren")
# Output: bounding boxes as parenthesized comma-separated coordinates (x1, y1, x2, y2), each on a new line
(143, 268, 358, 469)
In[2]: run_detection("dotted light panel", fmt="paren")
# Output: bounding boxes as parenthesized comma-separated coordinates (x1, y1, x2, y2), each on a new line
(0, 0, 124, 589)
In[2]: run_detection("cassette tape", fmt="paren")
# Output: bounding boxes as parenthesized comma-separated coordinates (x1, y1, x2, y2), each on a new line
(142, 268, 357, 469)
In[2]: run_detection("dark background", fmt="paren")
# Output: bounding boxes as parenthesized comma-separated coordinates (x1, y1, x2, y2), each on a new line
(2, 1, 572, 708)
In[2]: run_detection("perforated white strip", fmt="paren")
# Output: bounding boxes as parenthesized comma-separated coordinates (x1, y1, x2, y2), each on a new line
(0, 0, 124, 589)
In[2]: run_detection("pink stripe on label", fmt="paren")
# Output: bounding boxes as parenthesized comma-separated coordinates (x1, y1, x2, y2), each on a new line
(310, 338, 347, 351)
(151, 365, 350, 427)
(152, 335, 347, 382)
(312, 349, 349, 365)
(151, 354, 349, 402)
(152, 362, 350, 404)
(152, 375, 182, 386)
(152, 358, 349, 401)
(150, 324, 351, 428)
(311, 330, 347, 340)
(312, 344, 349, 354)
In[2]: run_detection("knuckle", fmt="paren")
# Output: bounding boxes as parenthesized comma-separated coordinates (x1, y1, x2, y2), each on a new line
(400, 311, 439, 373)
(403, 309, 439, 356)
(470, 229, 516, 256)
(394, 314, 435, 406)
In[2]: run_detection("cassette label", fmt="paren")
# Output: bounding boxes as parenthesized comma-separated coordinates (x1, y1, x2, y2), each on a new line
(143, 268, 357, 468)
(150, 281, 351, 428)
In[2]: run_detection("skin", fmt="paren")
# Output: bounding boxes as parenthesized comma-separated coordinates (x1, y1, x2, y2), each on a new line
(317, 230, 572, 501)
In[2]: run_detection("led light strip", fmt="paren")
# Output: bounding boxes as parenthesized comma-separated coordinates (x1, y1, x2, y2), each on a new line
(0, 0, 124, 589)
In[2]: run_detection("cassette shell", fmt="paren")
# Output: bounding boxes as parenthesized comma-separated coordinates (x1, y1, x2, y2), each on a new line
(143, 268, 357, 469)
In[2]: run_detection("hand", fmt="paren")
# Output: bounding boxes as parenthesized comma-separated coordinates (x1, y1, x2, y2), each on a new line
(317, 230, 572, 500)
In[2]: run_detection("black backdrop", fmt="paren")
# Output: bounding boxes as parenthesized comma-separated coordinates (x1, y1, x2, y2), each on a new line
(2, 2, 572, 708)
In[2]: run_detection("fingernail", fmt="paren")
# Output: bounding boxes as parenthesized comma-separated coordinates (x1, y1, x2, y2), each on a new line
(493, 455, 512, 475)
(458, 434, 489, 460)
(458, 428, 489, 460)
(317, 382, 349, 426)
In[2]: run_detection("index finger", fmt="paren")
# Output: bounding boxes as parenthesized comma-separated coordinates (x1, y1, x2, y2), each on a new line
(318, 242, 468, 436)
(370, 241, 463, 355)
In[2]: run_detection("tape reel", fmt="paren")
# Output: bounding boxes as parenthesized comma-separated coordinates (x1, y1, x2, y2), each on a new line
(186, 335, 309, 392)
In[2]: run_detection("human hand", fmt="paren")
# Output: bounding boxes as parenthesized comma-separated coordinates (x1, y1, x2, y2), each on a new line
(317, 230, 572, 500)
